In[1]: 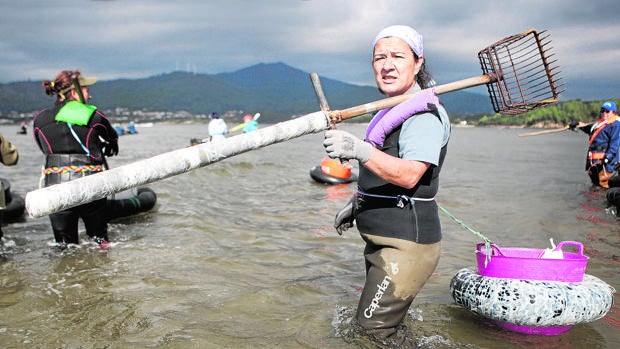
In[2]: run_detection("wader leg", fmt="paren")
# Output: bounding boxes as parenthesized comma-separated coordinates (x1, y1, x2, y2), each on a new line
(50, 210, 79, 244)
(81, 199, 109, 243)
(356, 234, 441, 344)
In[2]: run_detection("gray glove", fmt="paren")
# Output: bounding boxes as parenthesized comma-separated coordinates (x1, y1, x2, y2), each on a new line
(323, 130, 372, 163)
(334, 195, 357, 235)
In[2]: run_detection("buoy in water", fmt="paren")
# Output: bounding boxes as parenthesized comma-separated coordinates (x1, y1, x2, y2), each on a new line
(310, 157, 357, 185)
(106, 187, 157, 221)
(1, 178, 25, 223)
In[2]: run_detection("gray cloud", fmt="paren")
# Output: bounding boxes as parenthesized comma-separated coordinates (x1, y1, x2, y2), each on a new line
(1, 0, 618, 100)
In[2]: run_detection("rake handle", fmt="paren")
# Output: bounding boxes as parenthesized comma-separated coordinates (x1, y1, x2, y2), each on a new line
(329, 74, 497, 122)
(517, 126, 570, 137)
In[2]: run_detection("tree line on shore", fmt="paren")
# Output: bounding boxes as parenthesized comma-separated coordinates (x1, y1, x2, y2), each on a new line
(473, 99, 617, 127)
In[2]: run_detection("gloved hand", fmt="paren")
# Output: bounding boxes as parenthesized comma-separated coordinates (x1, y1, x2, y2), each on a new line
(568, 121, 579, 130)
(323, 130, 372, 163)
(103, 140, 119, 157)
(334, 195, 357, 235)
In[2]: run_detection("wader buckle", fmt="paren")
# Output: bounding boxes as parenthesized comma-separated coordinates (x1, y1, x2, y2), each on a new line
(396, 195, 413, 208)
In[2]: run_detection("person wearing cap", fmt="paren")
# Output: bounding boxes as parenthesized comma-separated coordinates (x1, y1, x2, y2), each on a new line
(323, 25, 450, 346)
(32, 70, 119, 248)
(207, 112, 228, 142)
(579, 100, 620, 188)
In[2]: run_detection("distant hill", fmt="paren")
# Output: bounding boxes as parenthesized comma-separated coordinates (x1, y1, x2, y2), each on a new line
(0, 62, 493, 122)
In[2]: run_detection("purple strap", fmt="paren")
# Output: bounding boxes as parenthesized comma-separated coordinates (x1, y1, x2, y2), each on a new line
(365, 88, 438, 147)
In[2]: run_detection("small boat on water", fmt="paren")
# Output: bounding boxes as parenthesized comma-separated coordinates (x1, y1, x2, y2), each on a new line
(310, 157, 358, 185)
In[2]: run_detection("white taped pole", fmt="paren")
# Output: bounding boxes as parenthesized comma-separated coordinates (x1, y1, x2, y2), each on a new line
(26, 111, 330, 218)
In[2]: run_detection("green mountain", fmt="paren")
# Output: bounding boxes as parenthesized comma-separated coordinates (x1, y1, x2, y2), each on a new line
(0, 62, 493, 122)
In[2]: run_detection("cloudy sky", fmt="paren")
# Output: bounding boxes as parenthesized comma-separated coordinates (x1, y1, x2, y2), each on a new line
(2, 0, 618, 101)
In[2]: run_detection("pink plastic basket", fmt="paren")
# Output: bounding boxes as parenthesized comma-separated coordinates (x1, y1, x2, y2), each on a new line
(476, 241, 588, 282)
(475, 241, 589, 335)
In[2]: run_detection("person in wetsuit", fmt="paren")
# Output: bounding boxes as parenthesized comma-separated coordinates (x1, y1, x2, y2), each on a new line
(33, 70, 119, 248)
(323, 25, 450, 347)
(0, 131, 19, 244)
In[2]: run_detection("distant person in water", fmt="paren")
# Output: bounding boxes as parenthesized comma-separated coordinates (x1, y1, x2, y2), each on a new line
(33, 70, 119, 248)
(242, 114, 259, 133)
(573, 101, 620, 188)
(18, 121, 27, 135)
(0, 131, 19, 244)
(114, 124, 125, 136)
(127, 121, 137, 134)
(208, 112, 228, 142)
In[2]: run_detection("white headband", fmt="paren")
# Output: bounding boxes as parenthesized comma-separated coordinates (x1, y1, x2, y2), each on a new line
(373, 25, 423, 57)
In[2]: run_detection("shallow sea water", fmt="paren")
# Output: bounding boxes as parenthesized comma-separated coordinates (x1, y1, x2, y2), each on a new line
(0, 122, 618, 348)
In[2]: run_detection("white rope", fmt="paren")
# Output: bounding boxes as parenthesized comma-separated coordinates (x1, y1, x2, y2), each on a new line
(26, 111, 330, 218)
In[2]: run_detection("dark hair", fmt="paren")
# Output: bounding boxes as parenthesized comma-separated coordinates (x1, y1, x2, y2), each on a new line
(414, 53, 434, 89)
(42, 70, 81, 105)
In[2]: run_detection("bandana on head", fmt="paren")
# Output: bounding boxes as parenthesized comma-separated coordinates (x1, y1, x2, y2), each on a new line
(373, 25, 423, 57)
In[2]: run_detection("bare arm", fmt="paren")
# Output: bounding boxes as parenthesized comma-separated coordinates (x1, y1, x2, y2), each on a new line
(362, 147, 430, 189)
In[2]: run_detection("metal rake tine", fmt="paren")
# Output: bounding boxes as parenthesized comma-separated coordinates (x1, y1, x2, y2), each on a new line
(512, 43, 541, 60)
(520, 61, 548, 77)
(549, 65, 561, 74)
(541, 47, 557, 61)
(543, 53, 558, 64)
(527, 76, 556, 91)
(526, 83, 556, 98)
(539, 39, 554, 51)
(554, 79, 567, 91)
(538, 31, 552, 42)
(551, 74, 564, 84)
(548, 67, 563, 82)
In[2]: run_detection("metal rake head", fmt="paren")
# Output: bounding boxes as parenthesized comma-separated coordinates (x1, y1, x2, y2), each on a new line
(478, 29, 564, 115)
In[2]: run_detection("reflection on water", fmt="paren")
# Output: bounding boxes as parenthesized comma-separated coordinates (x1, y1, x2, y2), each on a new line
(0, 124, 618, 348)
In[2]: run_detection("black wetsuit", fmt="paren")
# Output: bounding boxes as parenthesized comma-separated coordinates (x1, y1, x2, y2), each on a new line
(33, 100, 118, 244)
(356, 126, 446, 244)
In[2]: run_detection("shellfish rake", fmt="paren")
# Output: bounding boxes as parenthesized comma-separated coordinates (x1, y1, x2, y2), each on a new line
(25, 29, 563, 217)
(327, 28, 563, 123)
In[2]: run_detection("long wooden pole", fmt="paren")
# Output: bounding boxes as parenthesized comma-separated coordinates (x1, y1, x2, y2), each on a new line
(517, 126, 570, 137)
(24, 74, 498, 218)
(329, 75, 494, 122)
